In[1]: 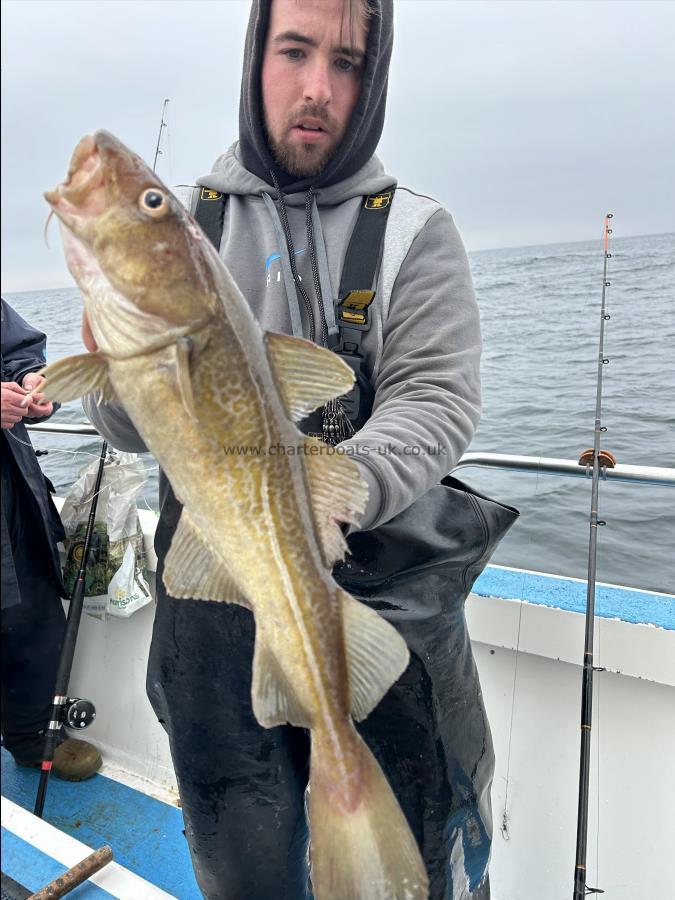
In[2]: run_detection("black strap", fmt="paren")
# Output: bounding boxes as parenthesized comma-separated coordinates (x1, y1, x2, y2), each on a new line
(333, 187, 395, 355)
(338, 187, 395, 297)
(195, 188, 227, 249)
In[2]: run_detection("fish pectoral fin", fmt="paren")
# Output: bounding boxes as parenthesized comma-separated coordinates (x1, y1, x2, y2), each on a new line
(264, 332, 355, 421)
(340, 589, 410, 721)
(97, 378, 120, 406)
(162, 510, 249, 606)
(304, 437, 368, 566)
(171, 337, 197, 420)
(251, 639, 312, 728)
(30, 353, 111, 404)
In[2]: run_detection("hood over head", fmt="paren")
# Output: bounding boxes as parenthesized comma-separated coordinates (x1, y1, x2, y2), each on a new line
(199, 144, 395, 206)
(237, 0, 393, 194)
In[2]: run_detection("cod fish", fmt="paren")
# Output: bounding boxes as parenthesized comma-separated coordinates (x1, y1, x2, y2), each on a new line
(35, 131, 428, 900)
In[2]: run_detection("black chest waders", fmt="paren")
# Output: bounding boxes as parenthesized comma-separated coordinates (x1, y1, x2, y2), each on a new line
(145, 187, 519, 900)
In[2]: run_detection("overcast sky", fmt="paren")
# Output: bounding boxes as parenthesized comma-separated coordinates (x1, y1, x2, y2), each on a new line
(1, 0, 673, 292)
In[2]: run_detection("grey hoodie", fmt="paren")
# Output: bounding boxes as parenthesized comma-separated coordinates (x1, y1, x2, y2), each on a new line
(84, 0, 481, 531)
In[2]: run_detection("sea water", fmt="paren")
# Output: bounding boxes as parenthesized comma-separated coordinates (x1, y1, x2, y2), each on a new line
(4, 231, 674, 593)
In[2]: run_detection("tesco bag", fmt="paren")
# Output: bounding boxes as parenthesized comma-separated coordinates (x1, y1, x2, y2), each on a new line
(60, 449, 153, 619)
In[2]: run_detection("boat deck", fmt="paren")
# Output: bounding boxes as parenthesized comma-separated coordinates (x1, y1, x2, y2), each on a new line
(2, 564, 673, 899)
(1, 751, 196, 899)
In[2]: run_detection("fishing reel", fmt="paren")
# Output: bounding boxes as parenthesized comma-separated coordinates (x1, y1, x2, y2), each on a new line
(62, 697, 97, 730)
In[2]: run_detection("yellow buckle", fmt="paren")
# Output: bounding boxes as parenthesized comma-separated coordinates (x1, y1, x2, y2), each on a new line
(342, 290, 375, 309)
(340, 310, 367, 325)
(337, 290, 375, 330)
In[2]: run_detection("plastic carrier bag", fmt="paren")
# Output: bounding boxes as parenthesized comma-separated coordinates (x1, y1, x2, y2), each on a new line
(60, 449, 153, 619)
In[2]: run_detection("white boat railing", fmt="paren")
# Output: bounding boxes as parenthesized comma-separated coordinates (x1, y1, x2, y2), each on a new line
(453, 451, 674, 487)
(26, 421, 675, 487)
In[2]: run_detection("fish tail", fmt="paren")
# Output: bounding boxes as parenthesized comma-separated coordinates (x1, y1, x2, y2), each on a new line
(308, 728, 428, 900)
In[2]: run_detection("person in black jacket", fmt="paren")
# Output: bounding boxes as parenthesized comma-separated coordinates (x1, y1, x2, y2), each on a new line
(1, 298, 101, 780)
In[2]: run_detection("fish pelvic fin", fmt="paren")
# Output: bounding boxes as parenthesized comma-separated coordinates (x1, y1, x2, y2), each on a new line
(173, 336, 197, 421)
(304, 437, 368, 567)
(309, 728, 429, 900)
(162, 510, 250, 606)
(264, 332, 355, 421)
(28, 353, 113, 404)
(251, 639, 312, 728)
(340, 590, 409, 721)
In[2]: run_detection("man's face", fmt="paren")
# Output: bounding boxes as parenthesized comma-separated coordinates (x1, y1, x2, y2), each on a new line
(261, 0, 369, 178)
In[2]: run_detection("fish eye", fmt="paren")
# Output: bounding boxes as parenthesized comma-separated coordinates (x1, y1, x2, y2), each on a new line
(139, 188, 168, 217)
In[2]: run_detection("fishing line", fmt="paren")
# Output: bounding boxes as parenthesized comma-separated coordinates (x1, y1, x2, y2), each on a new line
(5, 429, 48, 450)
(44, 447, 101, 460)
(5, 429, 103, 461)
(137, 495, 160, 517)
(14, 433, 156, 500)
(6, 429, 105, 462)
(498, 447, 549, 844)
(63, 466, 156, 507)
(43, 209, 56, 248)
(7, 430, 157, 473)
(533, 455, 543, 497)
(499, 597, 524, 842)
(11, 430, 160, 515)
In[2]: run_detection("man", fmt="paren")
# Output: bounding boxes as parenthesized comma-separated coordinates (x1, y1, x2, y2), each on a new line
(84, 1, 496, 897)
(1, 298, 102, 781)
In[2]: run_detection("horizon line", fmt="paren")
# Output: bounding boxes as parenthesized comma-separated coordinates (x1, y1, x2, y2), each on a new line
(467, 227, 674, 256)
(2, 228, 673, 296)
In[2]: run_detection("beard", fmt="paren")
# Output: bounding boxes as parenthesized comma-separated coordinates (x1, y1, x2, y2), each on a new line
(265, 105, 342, 178)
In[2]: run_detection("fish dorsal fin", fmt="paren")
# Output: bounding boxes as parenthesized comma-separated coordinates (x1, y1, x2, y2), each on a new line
(29, 353, 112, 404)
(251, 638, 312, 728)
(162, 509, 249, 607)
(264, 332, 355, 421)
(340, 589, 410, 721)
(303, 436, 368, 566)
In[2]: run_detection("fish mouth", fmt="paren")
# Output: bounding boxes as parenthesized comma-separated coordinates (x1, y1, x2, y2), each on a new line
(44, 133, 107, 221)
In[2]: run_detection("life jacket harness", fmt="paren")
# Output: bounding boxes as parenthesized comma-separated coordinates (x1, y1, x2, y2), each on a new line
(194, 186, 396, 437)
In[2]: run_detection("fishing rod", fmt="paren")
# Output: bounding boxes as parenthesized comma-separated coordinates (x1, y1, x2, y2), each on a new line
(34, 440, 108, 818)
(572, 214, 615, 898)
(152, 98, 170, 172)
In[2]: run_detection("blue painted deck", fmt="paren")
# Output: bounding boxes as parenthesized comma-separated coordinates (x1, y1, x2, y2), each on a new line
(473, 564, 675, 630)
(1, 828, 111, 898)
(1, 749, 200, 899)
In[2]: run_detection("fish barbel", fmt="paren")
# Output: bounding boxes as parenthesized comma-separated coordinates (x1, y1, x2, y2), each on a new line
(36, 131, 428, 899)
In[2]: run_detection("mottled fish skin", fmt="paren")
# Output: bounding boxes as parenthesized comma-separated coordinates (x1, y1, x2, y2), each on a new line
(39, 131, 429, 900)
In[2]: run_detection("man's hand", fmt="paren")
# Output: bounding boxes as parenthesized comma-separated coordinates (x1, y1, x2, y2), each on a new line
(82, 310, 98, 352)
(1, 381, 29, 429)
(20, 373, 54, 419)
